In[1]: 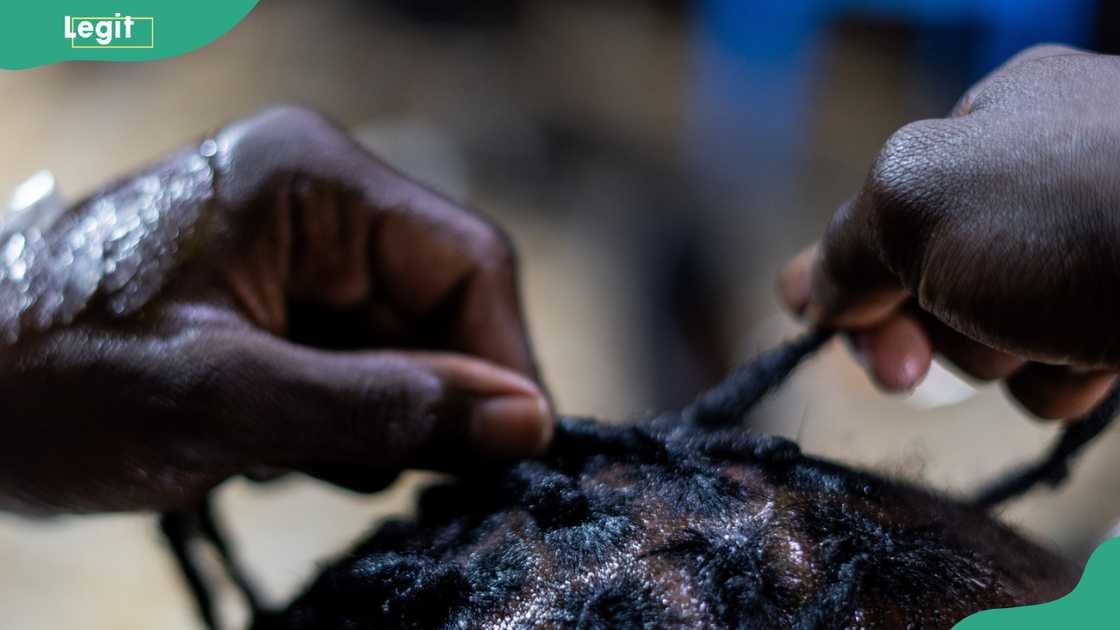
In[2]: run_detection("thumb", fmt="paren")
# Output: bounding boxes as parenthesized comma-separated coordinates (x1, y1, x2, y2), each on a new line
(215, 333, 554, 475)
(779, 198, 907, 329)
(781, 118, 965, 328)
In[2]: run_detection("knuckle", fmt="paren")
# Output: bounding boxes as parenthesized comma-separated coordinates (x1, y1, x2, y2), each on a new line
(466, 217, 518, 274)
(224, 105, 349, 178)
(250, 104, 338, 139)
(952, 84, 984, 116)
(960, 44, 1087, 115)
(1010, 43, 1082, 65)
(349, 357, 445, 457)
(869, 120, 946, 211)
(864, 120, 963, 282)
(359, 358, 442, 418)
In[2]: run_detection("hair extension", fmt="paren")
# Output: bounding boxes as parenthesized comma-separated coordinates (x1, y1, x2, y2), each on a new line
(160, 499, 269, 630)
(974, 382, 1120, 507)
(682, 329, 833, 427)
(160, 510, 219, 629)
(678, 326, 1120, 509)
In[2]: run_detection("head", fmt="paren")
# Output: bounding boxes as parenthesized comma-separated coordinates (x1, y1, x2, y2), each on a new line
(265, 414, 1077, 629)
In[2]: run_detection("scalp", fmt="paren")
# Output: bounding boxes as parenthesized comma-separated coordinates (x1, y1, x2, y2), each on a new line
(269, 416, 1077, 630)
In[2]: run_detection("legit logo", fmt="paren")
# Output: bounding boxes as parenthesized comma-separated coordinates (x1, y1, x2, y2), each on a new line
(64, 14, 154, 48)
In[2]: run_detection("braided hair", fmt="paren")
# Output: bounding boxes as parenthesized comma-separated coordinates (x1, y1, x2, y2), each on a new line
(166, 331, 1109, 629)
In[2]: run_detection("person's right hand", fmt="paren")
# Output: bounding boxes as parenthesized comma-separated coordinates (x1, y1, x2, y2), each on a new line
(0, 106, 551, 514)
(780, 45, 1120, 419)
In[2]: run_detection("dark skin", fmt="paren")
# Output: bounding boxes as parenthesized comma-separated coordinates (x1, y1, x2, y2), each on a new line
(0, 106, 552, 514)
(781, 45, 1120, 419)
(9, 47, 1117, 512)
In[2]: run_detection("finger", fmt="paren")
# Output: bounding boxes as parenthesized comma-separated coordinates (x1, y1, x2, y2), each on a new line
(778, 244, 817, 316)
(212, 331, 554, 476)
(379, 200, 541, 380)
(780, 236, 906, 329)
(1005, 364, 1117, 420)
(309, 159, 541, 380)
(794, 197, 908, 328)
(243, 462, 401, 495)
(850, 311, 932, 391)
(799, 117, 970, 330)
(952, 44, 1087, 116)
(304, 466, 400, 494)
(921, 313, 1025, 381)
(217, 106, 543, 381)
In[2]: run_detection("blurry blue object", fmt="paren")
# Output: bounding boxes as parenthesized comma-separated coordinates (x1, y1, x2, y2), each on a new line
(688, 0, 1095, 192)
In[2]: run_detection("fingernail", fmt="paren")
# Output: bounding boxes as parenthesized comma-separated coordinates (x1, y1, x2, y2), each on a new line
(779, 248, 815, 316)
(894, 350, 928, 390)
(470, 395, 554, 459)
(787, 275, 812, 317)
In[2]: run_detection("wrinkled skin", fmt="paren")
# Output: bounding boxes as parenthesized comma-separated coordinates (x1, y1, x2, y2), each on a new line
(781, 45, 1120, 419)
(0, 106, 552, 514)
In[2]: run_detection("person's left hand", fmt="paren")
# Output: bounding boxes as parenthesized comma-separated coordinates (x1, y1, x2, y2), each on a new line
(0, 106, 551, 513)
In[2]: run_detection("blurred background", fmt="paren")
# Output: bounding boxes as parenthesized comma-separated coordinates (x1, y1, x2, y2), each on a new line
(3, 0, 1120, 627)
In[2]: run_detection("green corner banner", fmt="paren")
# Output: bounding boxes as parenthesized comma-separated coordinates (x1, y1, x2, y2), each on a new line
(1, 1, 259, 69)
(956, 537, 1120, 628)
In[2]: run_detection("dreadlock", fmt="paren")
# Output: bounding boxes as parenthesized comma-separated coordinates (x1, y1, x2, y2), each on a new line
(162, 330, 1111, 629)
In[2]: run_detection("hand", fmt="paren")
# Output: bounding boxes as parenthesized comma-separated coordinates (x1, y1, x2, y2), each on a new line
(779, 45, 1120, 419)
(0, 106, 552, 513)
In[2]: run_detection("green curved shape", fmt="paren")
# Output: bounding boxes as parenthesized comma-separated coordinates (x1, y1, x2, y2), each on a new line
(2, 0, 259, 69)
(955, 537, 1120, 628)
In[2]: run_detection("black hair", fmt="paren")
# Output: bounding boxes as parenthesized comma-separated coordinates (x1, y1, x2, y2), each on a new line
(164, 330, 1108, 629)
(974, 383, 1120, 507)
